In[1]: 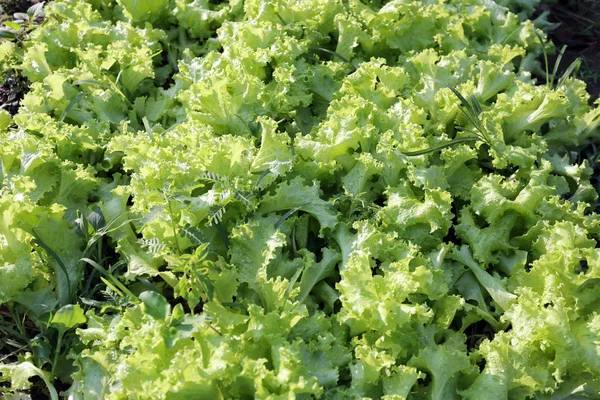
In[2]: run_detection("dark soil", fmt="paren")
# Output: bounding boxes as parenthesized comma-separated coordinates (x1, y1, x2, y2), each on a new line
(0, 0, 37, 115)
(0, 0, 33, 17)
(538, 0, 600, 99)
(0, 71, 27, 115)
(539, 1, 600, 210)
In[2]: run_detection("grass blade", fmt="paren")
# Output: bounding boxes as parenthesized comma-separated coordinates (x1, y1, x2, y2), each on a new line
(59, 92, 84, 123)
(447, 85, 490, 143)
(501, 26, 523, 45)
(284, 267, 303, 303)
(448, 86, 482, 131)
(448, 85, 475, 116)
(397, 136, 480, 156)
(533, 29, 550, 86)
(469, 94, 483, 116)
(274, 203, 311, 229)
(0, 336, 41, 363)
(31, 229, 72, 303)
(81, 258, 137, 299)
(551, 45, 568, 87)
(254, 169, 271, 188)
(275, 12, 287, 25)
(308, 48, 354, 69)
(557, 58, 582, 88)
(73, 80, 108, 89)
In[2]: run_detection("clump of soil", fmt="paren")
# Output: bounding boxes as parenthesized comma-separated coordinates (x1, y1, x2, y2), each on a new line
(0, 0, 33, 17)
(0, 71, 27, 115)
(0, 0, 39, 114)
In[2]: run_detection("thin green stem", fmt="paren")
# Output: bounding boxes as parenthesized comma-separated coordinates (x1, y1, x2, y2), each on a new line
(51, 331, 64, 380)
(397, 137, 480, 156)
(59, 92, 84, 123)
(97, 237, 103, 266)
(308, 47, 355, 69)
(81, 258, 138, 300)
(31, 228, 72, 303)
(165, 196, 182, 255)
(274, 203, 311, 229)
(550, 45, 567, 87)
(533, 29, 550, 87)
(8, 306, 25, 338)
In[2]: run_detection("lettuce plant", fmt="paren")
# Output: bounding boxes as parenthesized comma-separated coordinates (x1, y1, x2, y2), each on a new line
(1, 0, 600, 399)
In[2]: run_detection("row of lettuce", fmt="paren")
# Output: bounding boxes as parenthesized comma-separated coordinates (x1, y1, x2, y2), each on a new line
(1, 0, 600, 398)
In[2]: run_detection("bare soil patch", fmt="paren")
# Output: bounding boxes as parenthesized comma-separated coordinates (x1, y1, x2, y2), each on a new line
(539, 0, 600, 99)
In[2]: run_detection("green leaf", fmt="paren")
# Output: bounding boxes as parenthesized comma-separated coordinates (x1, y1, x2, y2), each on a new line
(0, 27, 17, 39)
(31, 230, 73, 305)
(0, 361, 58, 400)
(180, 224, 205, 246)
(14, 287, 58, 317)
(50, 304, 86, 332)
(259, 177, 339, 235)
(450, 246, 517, 312)
(409, 333, 476, 400)
(59, 92, 85, 123)
(140, 291, 171, 320)
(87, 207, 106, 232)
(118, 0, 169, 23)
(4, 21, 22, 32)
(27, 2, 45, 19)
(297, 248, 341, 303)
(13, 13, 29, 23)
